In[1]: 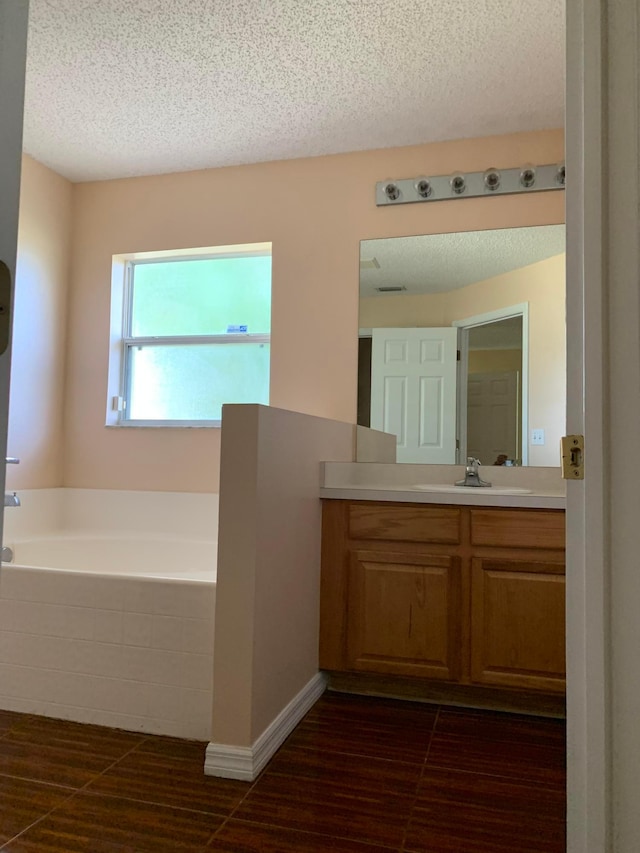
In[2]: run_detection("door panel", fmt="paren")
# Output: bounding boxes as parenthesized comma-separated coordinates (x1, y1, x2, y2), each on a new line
(471, 556, 566, 692)
(347, 549, 461, 680)
(0, 0, 29, 549)
(467, 370, 519, 464)
(370, 327, 457, 463)
(382, 375, 406, 446)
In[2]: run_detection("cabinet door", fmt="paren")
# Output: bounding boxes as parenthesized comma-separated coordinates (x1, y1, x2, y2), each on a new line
(471, 557, 566, 692)
(346, 550, 461, 680)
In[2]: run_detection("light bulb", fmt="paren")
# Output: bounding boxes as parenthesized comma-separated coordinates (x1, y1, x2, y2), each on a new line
(483, 168, 501, 191)
(450, 174, 466, 195)
(520, 166, 536, 188)
(414, 177, 432, 199)
(383, 182, 400, 201)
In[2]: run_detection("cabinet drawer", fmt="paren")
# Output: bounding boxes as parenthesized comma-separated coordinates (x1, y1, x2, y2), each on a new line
(470, 509, 565, 550)
(349, 503, 461, 544)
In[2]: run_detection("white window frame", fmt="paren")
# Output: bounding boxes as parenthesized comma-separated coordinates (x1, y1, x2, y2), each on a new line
(108, 245, 272, 428)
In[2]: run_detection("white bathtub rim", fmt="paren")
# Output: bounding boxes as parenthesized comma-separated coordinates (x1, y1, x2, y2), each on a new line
(1, 532, 218, 583)
(5, 529, 219, 545)
(0, 562, 216, 585)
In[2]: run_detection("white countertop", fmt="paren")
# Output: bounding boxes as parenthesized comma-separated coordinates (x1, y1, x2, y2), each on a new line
(319, 484, 565, 510)
(320, 463, 566, 509)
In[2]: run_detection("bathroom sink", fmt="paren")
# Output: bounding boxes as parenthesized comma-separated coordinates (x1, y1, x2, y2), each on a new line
(413, 484, 533, 495)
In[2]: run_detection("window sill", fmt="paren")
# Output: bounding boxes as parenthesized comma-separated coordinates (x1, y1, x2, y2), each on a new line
(105, 420, 222, 429)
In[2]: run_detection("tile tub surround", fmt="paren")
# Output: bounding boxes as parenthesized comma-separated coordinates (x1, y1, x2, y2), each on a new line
(320, 462, 566, 509)
(0, 692, 566, 852)
(0, 566, 215, 740)
(0, 489, 219, 740)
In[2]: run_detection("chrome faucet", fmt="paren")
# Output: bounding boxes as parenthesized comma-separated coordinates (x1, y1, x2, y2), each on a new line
(4, 456, 20, 506)
(456, 457, 492, 488)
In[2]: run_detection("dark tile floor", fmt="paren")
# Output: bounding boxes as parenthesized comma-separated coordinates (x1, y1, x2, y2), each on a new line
(0, 693, 566, 852)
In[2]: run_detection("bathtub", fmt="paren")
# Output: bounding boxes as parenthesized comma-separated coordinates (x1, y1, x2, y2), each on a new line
(0, 488, 219, 740)
(5, 535, 217, 581)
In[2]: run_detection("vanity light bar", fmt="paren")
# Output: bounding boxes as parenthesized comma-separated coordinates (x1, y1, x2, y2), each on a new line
(376, 163, 565, 207)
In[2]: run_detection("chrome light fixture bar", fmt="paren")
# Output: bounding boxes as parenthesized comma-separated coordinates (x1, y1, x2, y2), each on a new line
(376, 163, 565, 207)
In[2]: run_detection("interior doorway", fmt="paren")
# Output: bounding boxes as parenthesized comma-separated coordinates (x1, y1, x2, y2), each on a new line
(455, 305, 528, 466)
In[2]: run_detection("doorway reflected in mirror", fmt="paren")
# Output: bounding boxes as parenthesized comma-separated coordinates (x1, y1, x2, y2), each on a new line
(358, 225, 565, 466)
(466, 316, 522, 466)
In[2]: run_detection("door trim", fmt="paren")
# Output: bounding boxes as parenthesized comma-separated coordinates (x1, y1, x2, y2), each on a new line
(565, 1, 610, 850)
(0, 0, 29, 554)
(453, 303, 529, 466)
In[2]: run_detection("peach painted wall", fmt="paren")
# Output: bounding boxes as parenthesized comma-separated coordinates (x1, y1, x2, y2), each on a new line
(360, 291, 447, 328)
(65, 129, 564, 492)
(6, 155, 72, 490)
(448, 254, 566, 466)
(360, 254, 566, 466)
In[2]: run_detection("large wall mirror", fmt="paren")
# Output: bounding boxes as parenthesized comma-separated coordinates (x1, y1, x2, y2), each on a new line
(358, 225, 566, 467)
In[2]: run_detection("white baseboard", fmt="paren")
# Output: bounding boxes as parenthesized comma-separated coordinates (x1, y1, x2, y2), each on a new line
(204, 671, 327, 780)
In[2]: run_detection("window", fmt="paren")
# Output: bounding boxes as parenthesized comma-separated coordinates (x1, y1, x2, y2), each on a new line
(112, 247, 271, 426)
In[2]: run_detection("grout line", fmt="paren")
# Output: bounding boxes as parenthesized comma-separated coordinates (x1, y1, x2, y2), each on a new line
(204, 816, 402, 852)
(426, 706, 440, 765)
(206, 698, 444, 849)
(0, 771, 78, 792)
(31, 732, 247, 819)
(0, 791, 80, 851)
(203, 762, 270, 845)
(76, 788, 240, 819)
(265, 745, 426, 769)
(399, 705, 440, 853)
(0, 699, 566, 851)
(0, 786, 80, 850)
(0, 734, 149, 850)
(421, 760, 565, 790)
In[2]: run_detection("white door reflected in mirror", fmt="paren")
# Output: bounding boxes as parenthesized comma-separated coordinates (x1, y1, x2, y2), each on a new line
(358, 225, 566, 467)
(370, 327, 457, 464)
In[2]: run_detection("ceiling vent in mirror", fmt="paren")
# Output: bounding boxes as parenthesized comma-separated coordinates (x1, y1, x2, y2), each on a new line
(360, 257, 380, 269)
(375, 285, 406, 293)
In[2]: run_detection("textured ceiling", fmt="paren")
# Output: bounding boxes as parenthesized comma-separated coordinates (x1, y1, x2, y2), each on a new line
(359, 224, 566, 295)
(23, 0, 565, 182)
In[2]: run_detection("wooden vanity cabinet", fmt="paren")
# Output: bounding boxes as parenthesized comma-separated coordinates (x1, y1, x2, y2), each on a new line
(320, 500, 566, 703)
(470, 554, 565, 692)
(346, 549, 462, 681)
(468, 509, 566, 693)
